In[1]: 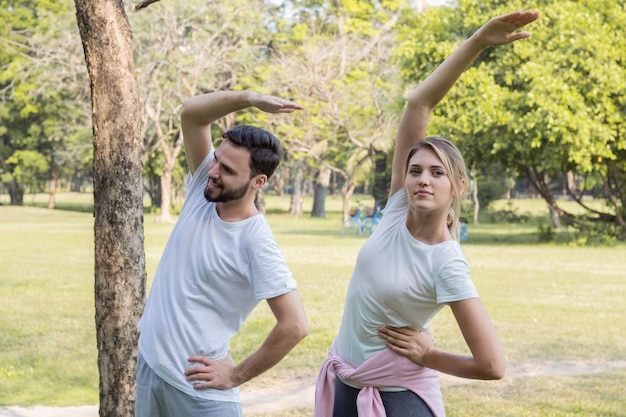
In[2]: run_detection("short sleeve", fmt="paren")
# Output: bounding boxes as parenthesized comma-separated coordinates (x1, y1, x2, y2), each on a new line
(245, 221, 297, 301)
(434, 255, 478, 304)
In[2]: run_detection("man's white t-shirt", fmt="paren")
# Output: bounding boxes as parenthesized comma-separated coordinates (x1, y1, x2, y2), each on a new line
(138, 149, 297, 402)
(335, 189, 478, 367)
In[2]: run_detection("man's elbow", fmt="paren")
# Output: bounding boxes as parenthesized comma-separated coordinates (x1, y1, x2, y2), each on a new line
(293, 318, 309, 342)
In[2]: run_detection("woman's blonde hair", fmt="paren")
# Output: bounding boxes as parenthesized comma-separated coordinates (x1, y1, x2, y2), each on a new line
(404, 136, 468, 241)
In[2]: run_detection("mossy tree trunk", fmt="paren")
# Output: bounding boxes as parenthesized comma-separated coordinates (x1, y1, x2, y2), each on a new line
(74, 1, 146, 416)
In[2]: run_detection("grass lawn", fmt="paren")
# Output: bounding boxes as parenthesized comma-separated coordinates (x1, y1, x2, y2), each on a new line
(1, 192, 625, 416)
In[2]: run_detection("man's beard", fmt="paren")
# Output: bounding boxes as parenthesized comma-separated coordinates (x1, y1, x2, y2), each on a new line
(204, 180, 250, 203)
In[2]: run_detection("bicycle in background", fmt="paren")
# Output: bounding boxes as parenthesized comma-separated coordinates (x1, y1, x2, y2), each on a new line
(342, 206, 382, 236)
(361, 206, 382, 236)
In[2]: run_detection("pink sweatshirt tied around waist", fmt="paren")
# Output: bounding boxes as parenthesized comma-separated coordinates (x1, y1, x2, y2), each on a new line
(314, 341, 445, 417)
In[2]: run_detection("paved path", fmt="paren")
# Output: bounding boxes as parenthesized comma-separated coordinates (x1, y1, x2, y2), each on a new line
(0, 377, 317, 417)
(2, 361, 625, 416)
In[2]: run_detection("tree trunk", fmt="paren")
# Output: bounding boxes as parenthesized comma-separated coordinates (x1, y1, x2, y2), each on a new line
(470, 168, 479, 224)
(273, 168, 285, 197)
(311, 163, 331, 218)
(371, 150, 389, 209)
(147, 175, 162, 208)
(155, 170, 174, 223)
(0, 153, 23, 205)
(48, 158, 57, 210)
(528, 167, 575, 227)
(74, 2, 146, 417)
(341, 179, 356, 226)
(255, 186, 267, 215)
(289, 158, 304, 216)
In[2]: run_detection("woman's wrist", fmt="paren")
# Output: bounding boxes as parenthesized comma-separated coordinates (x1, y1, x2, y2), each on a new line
(418, 347, 435, 367)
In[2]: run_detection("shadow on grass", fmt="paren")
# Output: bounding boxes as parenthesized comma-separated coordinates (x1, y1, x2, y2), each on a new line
(277, 223, 551, 244)
(462, 230, 541, 245)
(24, 201, 173, 216)
(18, 201, 583, 246)
(24, 201, 94, 213)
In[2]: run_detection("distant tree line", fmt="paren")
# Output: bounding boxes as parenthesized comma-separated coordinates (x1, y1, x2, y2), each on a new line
(2, 0, 624, 238)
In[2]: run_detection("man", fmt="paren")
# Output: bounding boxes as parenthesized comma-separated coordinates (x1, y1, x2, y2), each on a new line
(136, 90, 309, 417)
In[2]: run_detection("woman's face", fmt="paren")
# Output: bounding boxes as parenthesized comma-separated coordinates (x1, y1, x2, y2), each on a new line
(404, 147, 454, 214)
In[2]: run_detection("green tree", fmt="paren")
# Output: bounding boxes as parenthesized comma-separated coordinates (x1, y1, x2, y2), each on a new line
(396, 0, 626, 237)
(249, 0, 405, 221)
(129, 0, 276, 221)
(0, 0, 91, 206)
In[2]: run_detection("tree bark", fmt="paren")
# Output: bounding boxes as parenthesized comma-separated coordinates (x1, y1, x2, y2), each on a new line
(311, 163, 331, 218)
(528, 166, 575, 228)
(47, 157, 57, 210)
(289, 158, 305, 216)
(255, 186, 267, 215)
(74, 2, 146, 417)
(371, 150, 389, 209)
(471, 168, 479, 225)
(155, 169, 174, 223)
(0, 154, 23, 205)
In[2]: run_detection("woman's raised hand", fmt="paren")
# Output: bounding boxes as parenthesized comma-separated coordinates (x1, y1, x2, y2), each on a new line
(472, 10, 539, 48)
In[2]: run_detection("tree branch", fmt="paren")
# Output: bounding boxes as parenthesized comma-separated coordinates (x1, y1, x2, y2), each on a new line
(135, 0, 161, 11)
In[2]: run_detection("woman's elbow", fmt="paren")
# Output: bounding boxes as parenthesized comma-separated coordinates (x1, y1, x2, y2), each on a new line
(480, 358, 506, 380)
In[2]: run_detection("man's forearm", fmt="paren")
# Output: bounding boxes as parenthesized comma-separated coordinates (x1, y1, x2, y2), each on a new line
(232, 320, 308, 386)
(181, 90, 257, 128)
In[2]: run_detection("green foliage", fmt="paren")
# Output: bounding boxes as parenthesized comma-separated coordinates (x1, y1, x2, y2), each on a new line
(569, 221, 620, 246)
(481, 199, 531, 224)
(536, 223, 555, 242)
(395, 0, 626, 233)
(5, 150, 49, 192)
(129, 0, 275, 213)
(243, 0, 405, 207)
(476, 177, 508, 210)
(1, 0, 90, 204)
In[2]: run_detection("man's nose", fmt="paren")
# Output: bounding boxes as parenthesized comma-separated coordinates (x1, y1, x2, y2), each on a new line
(208, 163, 219, 179)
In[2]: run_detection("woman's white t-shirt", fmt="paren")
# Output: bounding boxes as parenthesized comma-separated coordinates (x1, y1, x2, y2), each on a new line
(335, 189, 478, 367)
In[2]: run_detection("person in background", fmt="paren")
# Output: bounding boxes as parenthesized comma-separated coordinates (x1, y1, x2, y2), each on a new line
(315, 10, 539, 417)
(460, 217, 468, 242)
(136, 90, 309, 417)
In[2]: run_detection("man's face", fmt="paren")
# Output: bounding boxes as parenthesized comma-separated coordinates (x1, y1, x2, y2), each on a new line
(204, 141, 254, 203)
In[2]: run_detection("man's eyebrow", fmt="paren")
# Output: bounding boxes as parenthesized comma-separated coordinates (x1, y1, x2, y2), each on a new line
(214, 152, 237, 174)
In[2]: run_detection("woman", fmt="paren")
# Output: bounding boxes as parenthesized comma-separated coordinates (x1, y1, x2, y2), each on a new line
(315, 10, 539, 417)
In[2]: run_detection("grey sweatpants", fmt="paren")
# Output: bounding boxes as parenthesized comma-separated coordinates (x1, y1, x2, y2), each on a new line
(135, 353, 242, 417)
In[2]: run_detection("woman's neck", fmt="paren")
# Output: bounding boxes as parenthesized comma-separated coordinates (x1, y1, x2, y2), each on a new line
(405, 210, 452, 244)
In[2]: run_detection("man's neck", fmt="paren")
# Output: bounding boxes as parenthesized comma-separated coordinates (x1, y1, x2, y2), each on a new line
(215, 198, 259, 222)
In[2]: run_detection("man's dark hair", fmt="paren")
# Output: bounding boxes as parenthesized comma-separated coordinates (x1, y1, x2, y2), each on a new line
(222, 125, 283, 179)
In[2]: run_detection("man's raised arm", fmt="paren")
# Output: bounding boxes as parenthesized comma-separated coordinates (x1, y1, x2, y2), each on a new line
(180, 91, 303, 174)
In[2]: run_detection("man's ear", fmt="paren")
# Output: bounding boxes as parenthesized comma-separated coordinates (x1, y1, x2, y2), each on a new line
(252, 174, 268, 190)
